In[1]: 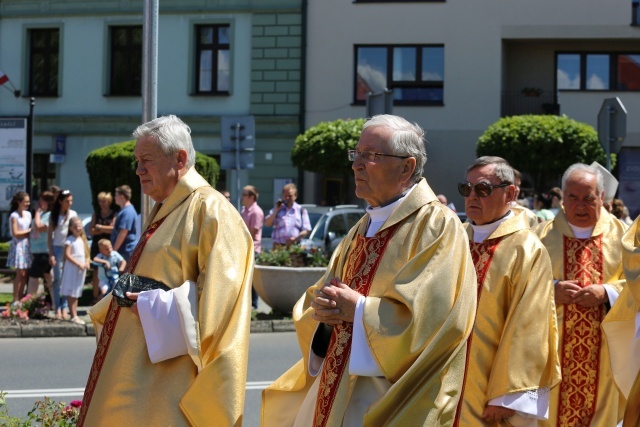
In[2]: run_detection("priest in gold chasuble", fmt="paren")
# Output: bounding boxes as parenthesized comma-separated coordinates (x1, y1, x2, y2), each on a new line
(78, 116, 253, 426)
(262, 114, 478, 426)
(456, 157, 561, 426)
(602, 215, 640, 427)
(536, 163, 627, 427)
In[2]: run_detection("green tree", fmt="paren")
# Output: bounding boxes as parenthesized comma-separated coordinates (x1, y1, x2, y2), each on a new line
(85, 140, 219, 212)
(291, 118, 365, 203)
(477, 115, 613, 191)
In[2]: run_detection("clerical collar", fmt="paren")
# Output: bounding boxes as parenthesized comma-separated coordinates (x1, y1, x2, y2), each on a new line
(567, 222, 594, 239)
(365, 184, 416, 237)
(369, 186, 414, 209)
(470, 210, 514, 243)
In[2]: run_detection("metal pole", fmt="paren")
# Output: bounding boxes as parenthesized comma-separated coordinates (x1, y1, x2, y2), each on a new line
(141, 0, 159, 221)
(235, 124, 241, 211)
(606, 105, 612, 171)
(26, 98, 35, 198)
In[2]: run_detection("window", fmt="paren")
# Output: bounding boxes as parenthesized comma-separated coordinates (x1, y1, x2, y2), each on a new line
(109, 26, 142, 96)
(354, 0, 445, 3)
(33, 153, 56, 196)
(557, 52, 640, 91)
(29, 28, 59, 97)
(355, 45, 444, 105)
(195, 24, 230, 95)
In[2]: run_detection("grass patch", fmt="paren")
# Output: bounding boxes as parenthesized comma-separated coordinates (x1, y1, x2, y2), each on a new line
(0, 293, 11, 305)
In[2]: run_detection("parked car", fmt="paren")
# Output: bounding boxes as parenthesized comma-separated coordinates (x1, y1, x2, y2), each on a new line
(299, 205, 365, 255)
(260, 204, 365, 254)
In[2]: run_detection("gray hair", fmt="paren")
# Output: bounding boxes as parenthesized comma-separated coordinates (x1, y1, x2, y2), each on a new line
(465, 156, 515, 184)
(561, 163, 604, 193)
(132, 115, 196, 169)
(362, 114, 427, 183)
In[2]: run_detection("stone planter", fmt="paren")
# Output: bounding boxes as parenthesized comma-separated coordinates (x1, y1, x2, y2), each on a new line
(253, 265, 326, 314)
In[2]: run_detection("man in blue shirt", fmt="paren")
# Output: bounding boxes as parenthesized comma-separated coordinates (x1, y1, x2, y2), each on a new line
(111, 185, 138, 261)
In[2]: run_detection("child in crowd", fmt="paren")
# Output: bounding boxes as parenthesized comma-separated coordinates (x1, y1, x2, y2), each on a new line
(92, 239, 126, 297)
(7, 191, 32, 306)
(60, 217, 90, 324)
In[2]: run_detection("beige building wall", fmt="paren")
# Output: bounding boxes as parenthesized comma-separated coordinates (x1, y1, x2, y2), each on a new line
(304, 0, 640, 209)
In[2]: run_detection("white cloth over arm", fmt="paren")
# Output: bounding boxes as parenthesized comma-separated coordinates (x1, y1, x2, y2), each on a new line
(137, 280, 202, 371)
(488, 388, 551, 422)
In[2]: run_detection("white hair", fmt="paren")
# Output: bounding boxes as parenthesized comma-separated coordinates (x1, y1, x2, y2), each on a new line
(561, 163, 604, 193)
(362, 114, 427, 183)
(133, 115, 196, 168)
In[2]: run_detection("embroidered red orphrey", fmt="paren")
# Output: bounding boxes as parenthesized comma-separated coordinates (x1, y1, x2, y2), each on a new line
(77, 216, 167, 426)
(312, 224, 400, 427)
(556, 236, 604, 427)
(453, 237, 503, 426)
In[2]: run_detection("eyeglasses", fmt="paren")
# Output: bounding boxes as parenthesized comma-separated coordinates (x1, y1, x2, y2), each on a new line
(457, 181, 510, 198)
(347, 150, 409, 163)
(242, 193, 252, 197)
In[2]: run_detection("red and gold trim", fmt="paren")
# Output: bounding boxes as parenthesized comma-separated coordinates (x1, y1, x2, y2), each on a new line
(453, 237, 503, 426)
(312, 223, 400, 427)
(77, 216, 167, 426)
(556, 235, 604, 427)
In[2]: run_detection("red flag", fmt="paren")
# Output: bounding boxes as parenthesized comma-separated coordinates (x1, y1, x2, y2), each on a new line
(0, 70, 8, 86)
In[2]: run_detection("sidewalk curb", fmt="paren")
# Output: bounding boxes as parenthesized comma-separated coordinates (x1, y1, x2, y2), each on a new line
(0, 319, 294, 338)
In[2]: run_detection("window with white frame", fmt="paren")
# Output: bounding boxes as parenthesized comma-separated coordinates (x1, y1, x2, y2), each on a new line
(194, 24, 230, 95)
(354, 45, 444, 105)
(557, 52, 640, 91)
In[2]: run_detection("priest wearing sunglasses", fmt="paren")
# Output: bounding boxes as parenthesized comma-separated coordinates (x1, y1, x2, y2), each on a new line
(536, 163, 627, 426)
(455, 156, 561, 426)
(263, 114, 478, 426)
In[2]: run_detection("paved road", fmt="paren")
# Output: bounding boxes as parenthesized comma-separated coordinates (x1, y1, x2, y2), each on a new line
(0, 332, 300, 426)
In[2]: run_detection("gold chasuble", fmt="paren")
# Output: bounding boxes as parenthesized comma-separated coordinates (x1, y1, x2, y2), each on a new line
(511, 204, 540, 228)
(79, 168, 254, 426)
(313, 223, 399, 426)
(262, 178, 478, 426)
(536, 208, 627, 427)
(602, 216, 640, 427)
(456, 213, 560, 425)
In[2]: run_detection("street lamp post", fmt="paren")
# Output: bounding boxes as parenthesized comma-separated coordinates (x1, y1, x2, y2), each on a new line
(26, 97, 35, 197)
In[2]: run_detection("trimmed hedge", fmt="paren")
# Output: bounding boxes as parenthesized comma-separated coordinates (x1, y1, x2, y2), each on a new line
(85, 140, 219, 212)
(477, 115, 613, 191)
(291, 118, 365, 175)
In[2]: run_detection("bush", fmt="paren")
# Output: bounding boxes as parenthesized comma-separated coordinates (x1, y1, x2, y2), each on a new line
(85, 141, 219, 213)
(256, 245, 329, 267)
(0, 391, 81, 426)
(1, 294, 49, 320)
(477, 115, 613, 191)
(291, 118, 365, 176)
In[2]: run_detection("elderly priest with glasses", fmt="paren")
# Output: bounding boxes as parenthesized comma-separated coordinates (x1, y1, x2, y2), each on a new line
(455, 156, 560, 426)
(262, 114, 478, 426)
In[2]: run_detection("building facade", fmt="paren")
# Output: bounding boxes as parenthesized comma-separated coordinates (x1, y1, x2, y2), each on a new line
(0, 0, 304, 218)
(303, 0, 640, 215)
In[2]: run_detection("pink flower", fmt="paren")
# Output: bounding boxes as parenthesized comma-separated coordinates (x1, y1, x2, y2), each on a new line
(70, 400, 82, 408)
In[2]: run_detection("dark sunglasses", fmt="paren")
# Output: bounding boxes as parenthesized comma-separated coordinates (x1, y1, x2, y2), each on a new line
(457, 181, 510, 198)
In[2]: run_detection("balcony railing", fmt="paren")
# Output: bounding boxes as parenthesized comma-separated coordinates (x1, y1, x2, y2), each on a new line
(501, 92, 559, 117)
